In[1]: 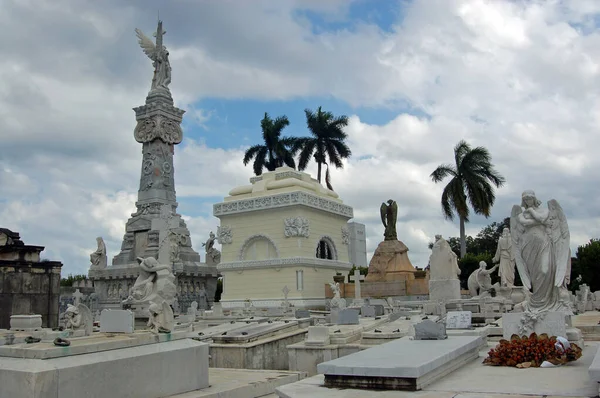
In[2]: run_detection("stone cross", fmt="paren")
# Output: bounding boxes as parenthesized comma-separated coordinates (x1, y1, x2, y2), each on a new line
(151, 204, 181, 264)
(349, 269, 365, 300)
(73, 289, 84, 306)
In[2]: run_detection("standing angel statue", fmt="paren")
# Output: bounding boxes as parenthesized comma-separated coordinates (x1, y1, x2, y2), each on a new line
(380, 199, 398, 241)
(135, 21, 171, 92)
(510, 190, 571, 313)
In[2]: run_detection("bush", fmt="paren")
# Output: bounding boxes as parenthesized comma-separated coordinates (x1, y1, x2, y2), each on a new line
(347, 265, 368, 283)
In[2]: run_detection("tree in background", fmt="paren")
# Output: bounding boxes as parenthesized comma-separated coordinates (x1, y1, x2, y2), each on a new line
(243, 113, 297, 175)
(294, 106, 351, 190)
(347, 265, 369, 282)
(430, 140, 505, 258)
(570, 239, 600, 292)
(60, 274, 88, 287)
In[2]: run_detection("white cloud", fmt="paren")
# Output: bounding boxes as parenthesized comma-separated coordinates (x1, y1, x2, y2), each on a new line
(1, 0, 600, 276)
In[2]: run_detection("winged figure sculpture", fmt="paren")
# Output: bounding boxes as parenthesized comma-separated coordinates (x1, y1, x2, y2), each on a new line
(510, 190, 571, 313)
(380, 199, 398, 241)
(135, 20, 171, 92)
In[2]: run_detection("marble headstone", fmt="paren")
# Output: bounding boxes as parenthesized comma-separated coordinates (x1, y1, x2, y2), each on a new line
(99, 309, 135, 334)
(445, 311, 472, 329)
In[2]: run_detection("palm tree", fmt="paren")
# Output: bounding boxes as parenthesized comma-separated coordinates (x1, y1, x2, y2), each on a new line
(243, 113, 297, 175)
(430, 140, 505, 258)
(294, 106, 352, 189)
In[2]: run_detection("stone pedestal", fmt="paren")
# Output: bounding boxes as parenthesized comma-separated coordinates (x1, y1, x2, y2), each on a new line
(502, 311, 567, 339)
(365, 240, 416, 282)
(429, 279, 461, 302)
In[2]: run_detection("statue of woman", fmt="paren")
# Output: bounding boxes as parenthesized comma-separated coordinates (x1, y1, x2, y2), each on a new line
(510, 190, 571, 313)
(90, 237, 107, 268)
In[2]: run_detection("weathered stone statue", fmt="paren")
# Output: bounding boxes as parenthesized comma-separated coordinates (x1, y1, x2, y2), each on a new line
(511, 190, 571, 313)
(366, 199, 416, 282)
(135, 21, 171, 93)
(122, 257, 176, 305)
(147, 300, 174, 333)
(329, 282, 346, 309)
(492, 228, 515, 287)
(380, 199, 398, 241)
(202, 231, 221, 263)
(65, 303, 93, 336)
(429, 236, 461, 280)
(90, 237, 107, 268)
(428, 235, 462, 303)
(467, 261, 498, 297)
(198, 284, 208, 310)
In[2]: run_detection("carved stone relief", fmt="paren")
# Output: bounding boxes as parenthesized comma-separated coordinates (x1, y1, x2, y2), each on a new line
(139, 140, 175, 192)
(341, 226, 349, 245)
(284, 217, 310, 238)
(134, 114, 183, 144)
(217, 225, 233, 244)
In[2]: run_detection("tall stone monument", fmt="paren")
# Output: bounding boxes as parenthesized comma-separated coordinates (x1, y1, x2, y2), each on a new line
(365, 199, 417, 282)
(88, 21, 218, 315)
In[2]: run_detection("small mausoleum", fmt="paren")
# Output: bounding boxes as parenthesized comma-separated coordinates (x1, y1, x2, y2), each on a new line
(214, 167, 354, 309)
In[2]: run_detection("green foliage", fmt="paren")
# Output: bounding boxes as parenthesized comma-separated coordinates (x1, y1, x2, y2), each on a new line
(347, 265, 369, 282)
(60, 274, 88, 287)
(430, 140, 505, 257)
(293, 106, 351, 189)
(214, 278, 223, 303)
(571, 239, 600, 292)
(243, 113, 297, 175)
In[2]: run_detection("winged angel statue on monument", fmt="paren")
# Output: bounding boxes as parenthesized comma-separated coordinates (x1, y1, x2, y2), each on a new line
(510, 190, 572, 314)
(380, 199, 398, 241)
(135, 21, 171, 93)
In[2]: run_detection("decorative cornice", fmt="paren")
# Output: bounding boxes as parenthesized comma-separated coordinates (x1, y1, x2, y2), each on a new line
(213, 191, 353, 218)
(217, 257, 352, 272)
(88, 262, 219, 280)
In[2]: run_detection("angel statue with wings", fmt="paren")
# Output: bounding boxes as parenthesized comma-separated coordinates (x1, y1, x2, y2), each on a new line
(510, 190, 572, 313)
(135, 20, 172, 93)
(380, 199, 398, 241)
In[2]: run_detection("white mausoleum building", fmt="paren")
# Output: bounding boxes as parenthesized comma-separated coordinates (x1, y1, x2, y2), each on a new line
(214, 167, 354, 308)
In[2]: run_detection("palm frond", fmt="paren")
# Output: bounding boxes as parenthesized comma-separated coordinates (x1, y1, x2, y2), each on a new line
(252, 146, 269, 175)
(430, 164, 457, 182)
(297, 140, 317, 170)
(243, 144, 265, 166)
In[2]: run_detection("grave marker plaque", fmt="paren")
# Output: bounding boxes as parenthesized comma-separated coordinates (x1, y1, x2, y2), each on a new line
(445, 311, 472, 329)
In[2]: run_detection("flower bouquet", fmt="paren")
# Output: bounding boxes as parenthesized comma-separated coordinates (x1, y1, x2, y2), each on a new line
(483, 333, 582, 368)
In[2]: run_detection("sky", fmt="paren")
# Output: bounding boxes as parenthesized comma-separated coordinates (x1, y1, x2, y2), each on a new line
(2, 0, 600, 277)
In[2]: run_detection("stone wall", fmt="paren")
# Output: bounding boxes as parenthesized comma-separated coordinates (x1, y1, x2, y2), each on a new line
(0, 228, 63, 329)
(0, 261, 62, 329)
